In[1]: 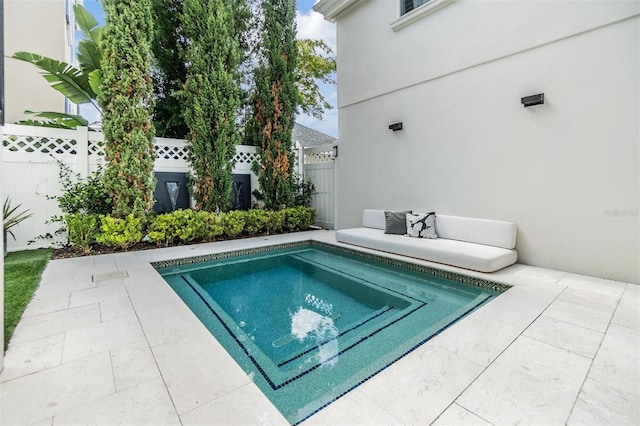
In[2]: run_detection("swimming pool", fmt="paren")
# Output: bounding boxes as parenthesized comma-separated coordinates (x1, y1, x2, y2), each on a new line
(155, 241, 509, 424)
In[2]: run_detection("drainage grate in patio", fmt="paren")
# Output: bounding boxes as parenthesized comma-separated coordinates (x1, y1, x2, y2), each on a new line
(92, 271, 129, 282)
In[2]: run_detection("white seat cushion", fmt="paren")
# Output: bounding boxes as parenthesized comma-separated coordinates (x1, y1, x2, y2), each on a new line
(335, 227, 517, 272)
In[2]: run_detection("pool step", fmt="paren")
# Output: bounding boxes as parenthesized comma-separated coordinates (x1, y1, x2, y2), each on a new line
(272, 312, 341, 348)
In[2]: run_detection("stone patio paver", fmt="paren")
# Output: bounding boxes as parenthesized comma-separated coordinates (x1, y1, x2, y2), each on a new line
(1, 230, 638, 425)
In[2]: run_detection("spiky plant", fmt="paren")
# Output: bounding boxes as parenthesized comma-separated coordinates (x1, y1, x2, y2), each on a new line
(3, 197, 33, 240)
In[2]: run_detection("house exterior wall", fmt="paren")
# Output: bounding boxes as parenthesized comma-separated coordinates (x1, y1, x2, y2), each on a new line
(4, 0, 69, 124)
(323, 0, 639, 283)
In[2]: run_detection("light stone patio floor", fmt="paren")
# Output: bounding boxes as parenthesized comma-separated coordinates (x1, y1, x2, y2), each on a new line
(1, 230, 638, 425)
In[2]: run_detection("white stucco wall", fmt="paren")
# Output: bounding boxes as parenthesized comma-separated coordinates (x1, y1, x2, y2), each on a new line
(329, 0, 639, 283)
(4, 0, 68, 124)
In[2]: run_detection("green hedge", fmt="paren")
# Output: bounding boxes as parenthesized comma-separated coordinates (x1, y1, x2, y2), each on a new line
(62, 207, 316, 251)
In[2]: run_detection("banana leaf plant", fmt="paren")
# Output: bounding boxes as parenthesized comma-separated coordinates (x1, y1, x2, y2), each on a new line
(3, 197, 33, 240)
(11, 4, 103, 129)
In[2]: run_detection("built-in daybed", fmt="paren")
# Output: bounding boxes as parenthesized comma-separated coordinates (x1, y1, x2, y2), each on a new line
(335, 209, 518, 273)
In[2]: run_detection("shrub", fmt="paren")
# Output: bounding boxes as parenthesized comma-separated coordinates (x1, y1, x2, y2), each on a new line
(220, 210, 245, 237)
(64, 214, 99, 253)
(56, 164, 112, 216)
(96, 214, 143, 250)
(198, 211, 224, 241)
(265, 209, 285, 234)
(147, 209, 208, 246)
(243, 209, 269, 235)
(283, 206, 316, 231)
(292, 174, 316, 208)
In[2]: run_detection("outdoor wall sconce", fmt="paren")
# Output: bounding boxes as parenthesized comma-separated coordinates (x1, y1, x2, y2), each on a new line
(389, 122, 403, 131)
(521, 93, 544, 107)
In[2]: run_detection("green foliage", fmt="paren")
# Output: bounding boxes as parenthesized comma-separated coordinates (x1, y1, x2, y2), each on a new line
(55, 164, 112, 216)
(264, 209, 285, 234)
(295, 39, 336, 120)
(99, 0, 156, 218)
(283, 206, 316, 232)
(198, 211, 224, 240)
(96, 214, 143, 250)
(150, 0, 188, 139)
(292, 174, 316, 207)
(219, 210, 246, 237)
(4, 249, 53, 348)
(17, 111, 88, 129)
(12, 51, 95, 105)
(3, 197, 33, 240)
(74, 4, 103, 76)
(64, 214, 99, 254)
(182, 0, 243, 212)
(59, 206, 315, 252)
(243, 209, 270, 235)
(10, 5, 103, 128)
(148, 209, 206, 246)
(248, 0, 298, 210)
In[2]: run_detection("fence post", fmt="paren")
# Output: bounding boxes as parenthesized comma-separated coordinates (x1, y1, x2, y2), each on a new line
(75, 126, 89, 178)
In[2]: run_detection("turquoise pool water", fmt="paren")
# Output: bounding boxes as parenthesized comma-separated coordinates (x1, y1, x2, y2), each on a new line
(155, 242, 508, 424)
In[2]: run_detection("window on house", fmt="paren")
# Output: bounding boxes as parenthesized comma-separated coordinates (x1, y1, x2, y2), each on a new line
(402, 0, 431, 15)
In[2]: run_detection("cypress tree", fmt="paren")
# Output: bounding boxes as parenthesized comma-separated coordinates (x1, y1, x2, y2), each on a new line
(150, 0, 188, 139)
(99, 0, 156, 218)
(249, 0, 298, 210)
(182, 0, 242, 212)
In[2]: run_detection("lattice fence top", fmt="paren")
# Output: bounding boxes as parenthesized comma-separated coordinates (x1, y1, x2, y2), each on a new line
(234, 149, 259, 165)
(2, 134, 78, 155)
(305, 149, 336, 164)
(2, 125, 260, 165)
(156, 144, 188, 161)
(88, 139, 105, 156)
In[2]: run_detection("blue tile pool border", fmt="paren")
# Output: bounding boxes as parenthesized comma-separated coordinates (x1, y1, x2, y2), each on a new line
(151, 240, 512, 293)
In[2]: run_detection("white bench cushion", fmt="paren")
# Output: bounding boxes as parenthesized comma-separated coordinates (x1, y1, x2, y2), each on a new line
(361, 209, 517, 249)
(335, 227, 518, 273)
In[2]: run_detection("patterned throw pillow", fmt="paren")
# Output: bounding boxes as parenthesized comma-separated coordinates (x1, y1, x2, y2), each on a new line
(406, 212, 437, 239)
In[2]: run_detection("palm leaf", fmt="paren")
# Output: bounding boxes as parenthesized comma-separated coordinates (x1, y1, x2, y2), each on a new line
(77, 41, 101, 74)
(74, 4, 101, 43)
(88, 69, 102, 97)
(24, 110, 89, 128)
(12, 52, 96, 104)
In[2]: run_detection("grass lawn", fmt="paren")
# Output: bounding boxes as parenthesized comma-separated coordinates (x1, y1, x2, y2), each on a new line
(4, 249, 53, 348)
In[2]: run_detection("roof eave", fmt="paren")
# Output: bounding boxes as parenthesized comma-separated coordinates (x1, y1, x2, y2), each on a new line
(313, 0, 365, 23)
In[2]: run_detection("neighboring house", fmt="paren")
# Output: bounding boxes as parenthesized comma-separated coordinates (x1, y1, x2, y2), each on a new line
(293, 122, 338, 148)
(314, 0, 639, 283)
(3, 0, 79, 123)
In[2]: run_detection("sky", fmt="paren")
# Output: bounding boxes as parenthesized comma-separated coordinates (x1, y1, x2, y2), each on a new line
(81, 0, 338, 138)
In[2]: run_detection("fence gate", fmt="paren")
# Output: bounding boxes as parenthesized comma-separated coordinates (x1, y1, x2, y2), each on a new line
(303, 144, 336, 229)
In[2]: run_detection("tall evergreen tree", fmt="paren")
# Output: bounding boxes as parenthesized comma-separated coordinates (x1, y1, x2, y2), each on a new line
(99, 0, 156, 218)
(182, 0, 242, 212)
(150, 0, 188, 139)
(249, 0, 298, 210)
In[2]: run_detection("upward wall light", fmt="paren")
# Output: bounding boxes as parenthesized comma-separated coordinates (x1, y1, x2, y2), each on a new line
(521, 93, 544, 107)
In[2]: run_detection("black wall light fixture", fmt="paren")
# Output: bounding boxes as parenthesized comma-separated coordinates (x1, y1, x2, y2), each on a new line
(521, 93, 544, 107)
(389, 122, 403, 131)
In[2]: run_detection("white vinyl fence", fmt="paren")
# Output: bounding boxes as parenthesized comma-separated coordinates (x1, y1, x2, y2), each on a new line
(303, 144, 336, 230)
(1, 124, 335, 252)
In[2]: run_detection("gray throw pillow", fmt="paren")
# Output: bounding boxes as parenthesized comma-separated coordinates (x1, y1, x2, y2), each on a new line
(384, 210, 412, 234)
